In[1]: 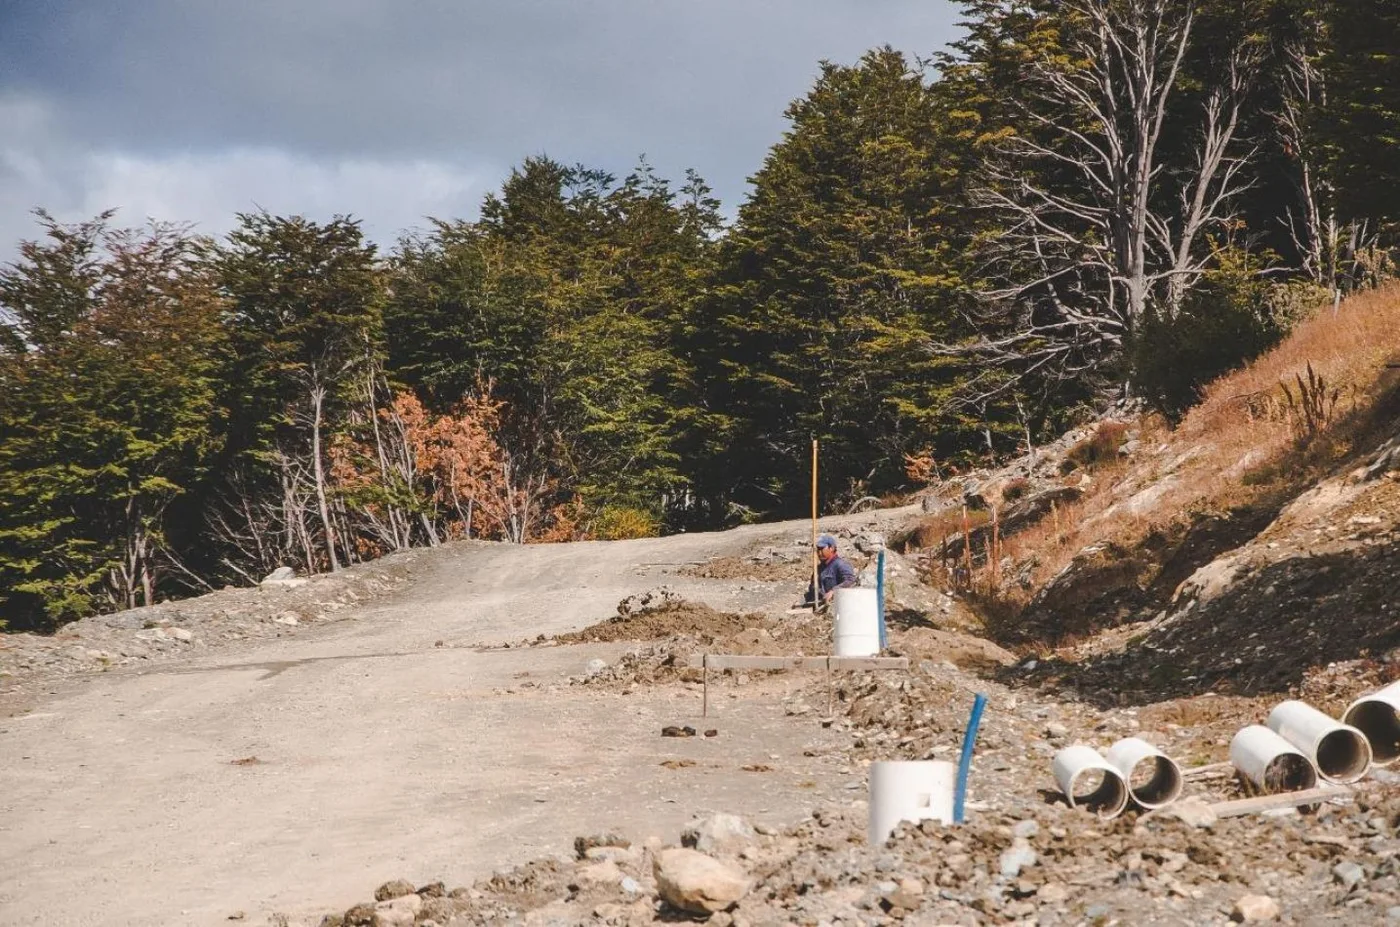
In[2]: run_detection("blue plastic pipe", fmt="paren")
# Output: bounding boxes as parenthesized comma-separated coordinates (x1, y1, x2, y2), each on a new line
(876, 548, 887, 650)
(953, 693, 988, 824)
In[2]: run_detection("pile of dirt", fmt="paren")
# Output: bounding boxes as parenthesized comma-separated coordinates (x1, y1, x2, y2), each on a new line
(679, 555, 810, 583)
(555, 596, 771, 647)
(569, 607, 836, 691)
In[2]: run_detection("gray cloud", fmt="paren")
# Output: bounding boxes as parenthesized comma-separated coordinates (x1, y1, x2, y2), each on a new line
(1, 1, 960, 254)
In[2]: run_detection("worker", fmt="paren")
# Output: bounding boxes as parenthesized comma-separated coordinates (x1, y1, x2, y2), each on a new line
(799, 534, 858, 609)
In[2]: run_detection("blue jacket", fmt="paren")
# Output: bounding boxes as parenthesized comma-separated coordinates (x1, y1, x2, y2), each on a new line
(806, 554, 858, 603)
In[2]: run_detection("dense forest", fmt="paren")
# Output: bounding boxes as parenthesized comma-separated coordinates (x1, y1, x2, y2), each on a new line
(3, 0, 1398, 631)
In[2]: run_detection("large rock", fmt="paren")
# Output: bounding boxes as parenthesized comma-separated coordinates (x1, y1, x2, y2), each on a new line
(1232, 894, 1280, 922)
(374, 879, 416, 901)
(653, 848, 749, 915)
(372, 893, 421, 927)
(681, 813, 756, 856)
(262, 566, 297, 584)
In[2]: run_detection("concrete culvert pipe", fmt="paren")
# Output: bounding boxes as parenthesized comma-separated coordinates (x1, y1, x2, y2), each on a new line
(1052, 745, 1129, 819)
(1230, 725, 1318, 793)
(1104, 737, 1183, 810)
(1344, 682, 1400, 767)
(1267, 700, 1372, 784)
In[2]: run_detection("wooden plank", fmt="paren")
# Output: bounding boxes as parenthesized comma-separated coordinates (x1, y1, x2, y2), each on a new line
(685, 654, 909, 672)
(687, 655, 825, 671)
(829, 657, 909, 671)
(1208, 786, 1352, 819)
(1181, 762, 1233, 779)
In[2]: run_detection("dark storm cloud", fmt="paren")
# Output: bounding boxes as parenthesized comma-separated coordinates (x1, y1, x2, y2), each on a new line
(0, 1, 960, 250)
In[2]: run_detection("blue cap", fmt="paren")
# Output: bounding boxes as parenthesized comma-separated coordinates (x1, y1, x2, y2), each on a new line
(816, 534, 837, 549)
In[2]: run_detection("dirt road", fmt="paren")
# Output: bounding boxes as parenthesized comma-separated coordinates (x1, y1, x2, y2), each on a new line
(0, 513, 910, 926)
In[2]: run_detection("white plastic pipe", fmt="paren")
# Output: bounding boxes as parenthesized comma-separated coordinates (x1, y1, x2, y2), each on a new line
(1104, 737, 1183, 810)
(1052, 745, 1129, 819)
(832, 588, 880, 657)
(1267, 700, 1371, 784)
(868, 760, 956, 845)
(1344, 681, 1400, 767)
(1230, 724, 1318, 793)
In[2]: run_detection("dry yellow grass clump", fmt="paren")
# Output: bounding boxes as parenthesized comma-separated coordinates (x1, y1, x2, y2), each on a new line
(991, 284, 1400, 617)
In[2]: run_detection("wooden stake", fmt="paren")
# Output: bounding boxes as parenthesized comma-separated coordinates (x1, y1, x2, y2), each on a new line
(961, 505, 973, 592)
(991, 505, 1001, 590)
(702, 653, 709, 717)
(811, 438, 820, 615)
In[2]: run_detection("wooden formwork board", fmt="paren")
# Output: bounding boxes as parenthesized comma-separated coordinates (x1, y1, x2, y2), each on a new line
(1208, 785, 1353, 818)
(686, 654, 908, 671)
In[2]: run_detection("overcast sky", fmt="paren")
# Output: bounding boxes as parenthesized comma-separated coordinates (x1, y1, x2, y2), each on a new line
(0, 1, 962, 258)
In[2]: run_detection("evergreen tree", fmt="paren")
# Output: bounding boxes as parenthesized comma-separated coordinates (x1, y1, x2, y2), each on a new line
(211, 213, 385, 574)
(0, 216, 224, 628)
(695, 48, 977, 515)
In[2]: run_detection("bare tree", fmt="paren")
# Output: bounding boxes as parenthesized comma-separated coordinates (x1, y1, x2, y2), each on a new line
(1275, 22, 1385, 303)
(962, 0, 1259, 377)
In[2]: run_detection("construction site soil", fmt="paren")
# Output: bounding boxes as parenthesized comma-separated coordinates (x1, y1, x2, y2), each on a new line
(9, 295, 1400, 926)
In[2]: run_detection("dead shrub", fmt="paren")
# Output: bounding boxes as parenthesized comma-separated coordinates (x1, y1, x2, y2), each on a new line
(1001, 477, 1031, 503)
(1064, 421, 1132, 472)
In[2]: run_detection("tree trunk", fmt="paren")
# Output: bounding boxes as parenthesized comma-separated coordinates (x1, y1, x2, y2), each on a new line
(311, 383, 341, 572)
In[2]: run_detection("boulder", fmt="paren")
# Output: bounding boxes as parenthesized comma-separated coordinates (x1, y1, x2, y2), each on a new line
(1231, 894, 1280, 922)
(373, 893, 421, 927)
(262, 566, 297, 584)
(653, 848, 749, 915)
(374, 879, 416, 902)
(681, 813, 756, 856)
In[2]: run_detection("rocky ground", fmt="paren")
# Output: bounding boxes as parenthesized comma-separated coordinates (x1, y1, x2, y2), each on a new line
(0, 550, 424, 694)
(290, 571, 1400, 927)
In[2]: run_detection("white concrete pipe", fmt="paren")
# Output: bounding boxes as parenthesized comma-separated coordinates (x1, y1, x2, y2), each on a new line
(1052, 745, 1129, 819)
(1104, 737, 1183, 810)
(1267, 700, 1372, 784)
(1344, 681, 1400, 767)
(1230, 724, 1318, 793)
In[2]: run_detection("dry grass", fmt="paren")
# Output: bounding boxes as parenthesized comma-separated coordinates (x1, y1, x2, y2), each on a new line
(979, 284, 1400, 619)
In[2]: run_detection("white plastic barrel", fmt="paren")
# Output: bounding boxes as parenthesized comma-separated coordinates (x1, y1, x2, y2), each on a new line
(868, 760, 956, 845)
(833, 587, 880, 657)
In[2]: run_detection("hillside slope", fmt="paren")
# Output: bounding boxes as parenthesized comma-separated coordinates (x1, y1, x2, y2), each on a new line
(907, 285, 1400, 706)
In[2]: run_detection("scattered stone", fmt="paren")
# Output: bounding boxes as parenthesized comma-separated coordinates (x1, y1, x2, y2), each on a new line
(682, 813, 756, 856)
(584, 658, 608, 676)
(661, 725, 697, 738)
(1163, 796, 1218, 828)
(372, 893, 421, 927)
(272, 613, 299, 627)
(574, 833, 630, 859)
(1232, 894, 1281, 922)
(999, 838, 1038, 878)
(374, 879, 416, 902)
(169, 628, 194, 643)
(262, 567, 296, 583)
(653, 848, 749, 915)
(1334, 861, 1366, 889)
